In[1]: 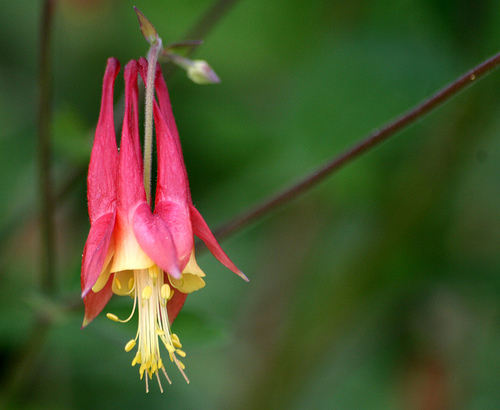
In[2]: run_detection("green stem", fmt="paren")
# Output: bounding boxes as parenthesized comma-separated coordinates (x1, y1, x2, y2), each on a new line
(143, 39, 162, 205)
(37, 0, 56, 294)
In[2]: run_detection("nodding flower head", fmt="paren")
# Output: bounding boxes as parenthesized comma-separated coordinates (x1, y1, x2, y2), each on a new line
(81, 57, 247, 391)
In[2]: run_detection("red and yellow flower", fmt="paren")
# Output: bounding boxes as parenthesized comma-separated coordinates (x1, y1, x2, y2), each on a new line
(81, 57, 247, 390)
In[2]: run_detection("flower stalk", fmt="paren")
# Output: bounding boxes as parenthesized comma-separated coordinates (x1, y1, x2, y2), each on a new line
(135, 6, 163, 204)
(38, 0, 57, 294)
(143, 40, 162, 204)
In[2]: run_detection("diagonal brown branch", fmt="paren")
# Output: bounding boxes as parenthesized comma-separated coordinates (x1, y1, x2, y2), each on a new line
(163, 0, 241, 79)
(207, 51, 500, 244)
(184, 0, 240, 41)
(37, 0, 57, 294)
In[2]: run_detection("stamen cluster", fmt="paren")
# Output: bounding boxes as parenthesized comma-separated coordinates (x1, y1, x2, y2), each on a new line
(107, 266, 189, 391)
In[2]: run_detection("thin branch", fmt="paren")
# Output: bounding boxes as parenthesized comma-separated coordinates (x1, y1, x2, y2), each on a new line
(163, 0, 241, 78)
(37, 0, 57, 294)
(208, 51, 500, 243)
(1, 2, 59, 401)
(183, 0, 239, 41)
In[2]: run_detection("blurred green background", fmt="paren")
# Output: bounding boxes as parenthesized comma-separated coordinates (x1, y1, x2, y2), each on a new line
(1, 0, 500, 408)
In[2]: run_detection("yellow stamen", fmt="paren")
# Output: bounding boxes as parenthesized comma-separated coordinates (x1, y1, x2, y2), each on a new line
(132, 351, 142, 366)
(171, 333, 182, 348)
(111, 266, 190, 390)
(140, 362, 147, 377)
(124, 339, 136, 352)
(160, 284, 171, 300)
(165, 343, 176, 354)
(106, 313, 119, 322)
(142, 285, 152, 300)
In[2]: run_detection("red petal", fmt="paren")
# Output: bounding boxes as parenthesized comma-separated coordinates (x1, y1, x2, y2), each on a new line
(138, 58, 179, 140)
(167, 287, 188, 324)
(133, 202, 181, 279)
(127, 61, 142, 170)
(154, 200, 194, 271)
(189, 204, 248, 281)
(117, 60, 145, 212)
(138, 58, 190, 205)
(151, 59, 182, 159)
(81, 211, 116, 297)
(82, 273, 114, 328)
(153, 101, 190, 205)
(87, 57, 120, 222)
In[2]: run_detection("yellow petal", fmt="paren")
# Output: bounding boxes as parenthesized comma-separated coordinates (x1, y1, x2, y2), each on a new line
(91, 260, 112, 293)
(110, 223, 154, 272)
(182, 250, 206, 277)
(169, 273, 205, 294)
(112, 270, 135, 296)
(91, 241, 115, 293)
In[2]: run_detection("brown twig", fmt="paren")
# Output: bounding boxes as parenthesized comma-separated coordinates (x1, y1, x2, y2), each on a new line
(37, 0, 57, 294)
(208, 51, 500, 243)
(163, 0, 241, 78)
(183, 0, 240, 41)
(1, 2, 58, 402)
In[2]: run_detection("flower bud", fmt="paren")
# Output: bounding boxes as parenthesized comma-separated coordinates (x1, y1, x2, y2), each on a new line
(134, 6, 158, 45)
(186, 60, 220, 84)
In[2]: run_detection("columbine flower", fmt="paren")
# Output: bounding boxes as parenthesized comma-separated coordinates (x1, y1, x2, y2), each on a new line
(81, 57, 247, 391)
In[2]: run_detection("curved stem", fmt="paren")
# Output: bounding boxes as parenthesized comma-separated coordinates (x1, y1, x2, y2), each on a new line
(1, 0, 58, 402)
(184, 0, 240, 41)
(37, 0, 57, 294)
(208, 51, 500, 243)
(163, 0, 241, 78)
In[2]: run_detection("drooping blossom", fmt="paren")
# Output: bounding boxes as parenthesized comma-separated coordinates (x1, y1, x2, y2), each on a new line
(81, 57, 247, 390)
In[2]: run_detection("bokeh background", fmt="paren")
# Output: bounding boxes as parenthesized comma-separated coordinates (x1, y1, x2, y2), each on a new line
(1, 0, 500, 408)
